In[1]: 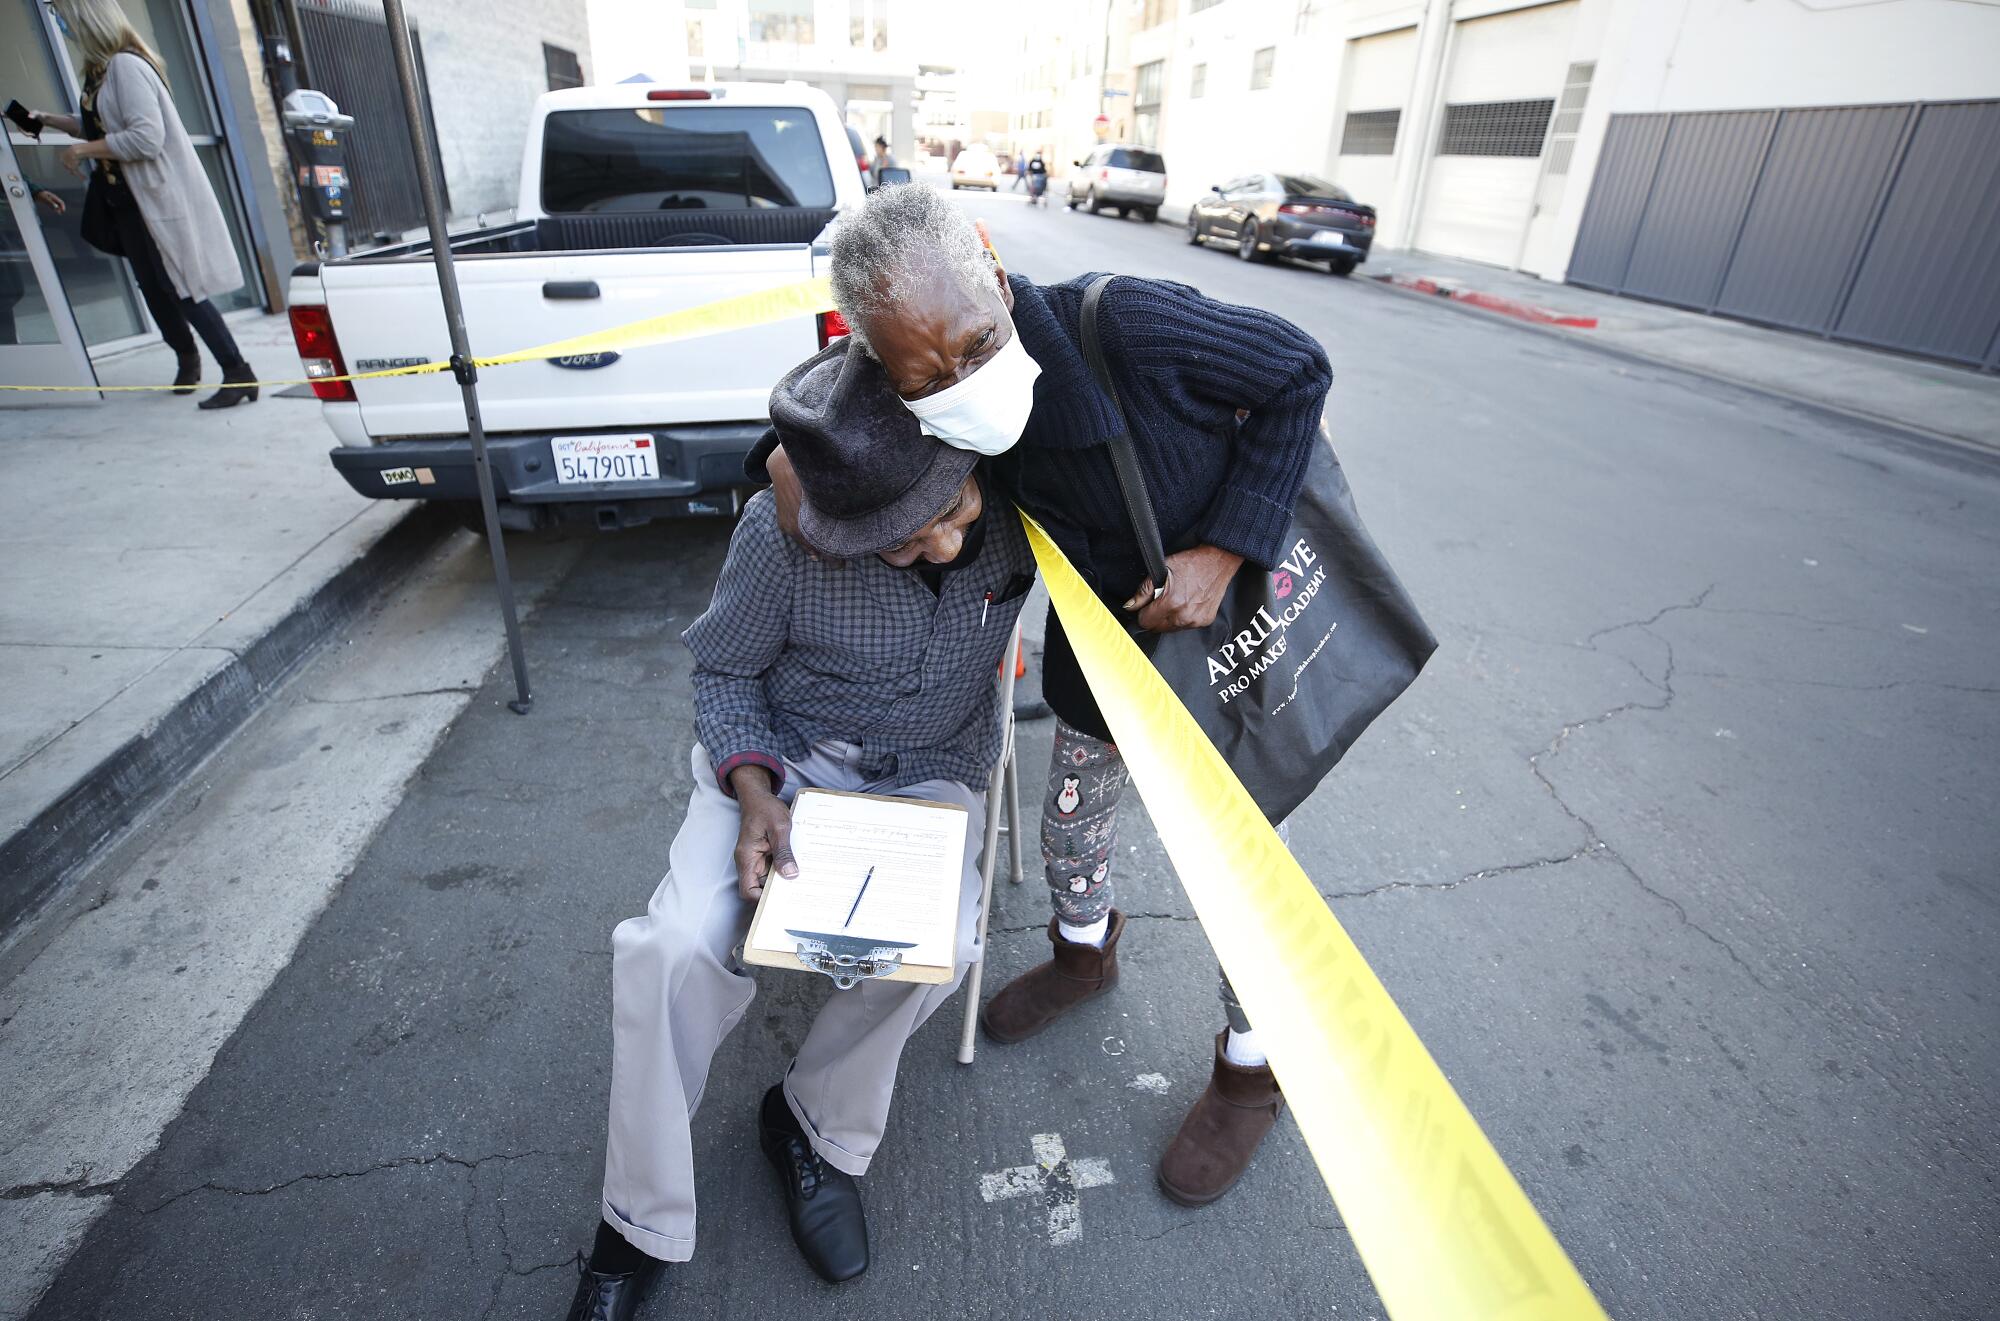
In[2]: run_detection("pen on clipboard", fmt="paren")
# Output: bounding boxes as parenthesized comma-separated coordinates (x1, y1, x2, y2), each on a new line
(842, 865, 876, 929)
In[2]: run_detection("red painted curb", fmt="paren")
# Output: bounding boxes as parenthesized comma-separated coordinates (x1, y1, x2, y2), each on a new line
(1371, 272, 1598, 329)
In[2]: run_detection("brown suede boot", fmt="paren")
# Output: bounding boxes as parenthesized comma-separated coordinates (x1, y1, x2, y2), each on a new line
(1156, 1031, 1284, 1206)
(979, 910, 1124, 1043)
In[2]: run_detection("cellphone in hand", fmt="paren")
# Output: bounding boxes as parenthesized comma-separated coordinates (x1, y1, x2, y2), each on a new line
(5, 101, 43, 139)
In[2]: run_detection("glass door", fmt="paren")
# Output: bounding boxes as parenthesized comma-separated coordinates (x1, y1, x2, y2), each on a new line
(0, 131, 97, 401)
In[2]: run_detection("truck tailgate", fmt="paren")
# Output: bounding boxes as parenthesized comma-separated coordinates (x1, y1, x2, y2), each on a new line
(325, 246, 821, 439)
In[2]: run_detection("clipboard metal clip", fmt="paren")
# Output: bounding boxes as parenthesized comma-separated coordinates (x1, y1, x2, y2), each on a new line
(787, 931, 916, 990)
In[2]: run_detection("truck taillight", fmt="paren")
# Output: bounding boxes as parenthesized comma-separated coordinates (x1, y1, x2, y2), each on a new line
(1279, 203, 1306, 215)
(288, 304, 355, 402)
(1363, 213, 1376, 228)
(647, 89, 713, 101)
(817, 310, 850, 349)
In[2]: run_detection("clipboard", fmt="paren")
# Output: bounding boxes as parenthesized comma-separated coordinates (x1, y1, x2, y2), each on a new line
(743, 788, 968, 988)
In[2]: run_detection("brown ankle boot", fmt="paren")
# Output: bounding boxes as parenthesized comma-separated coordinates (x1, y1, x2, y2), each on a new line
(979, 910, 1124, 1043)
(1156, 1032, 1283, 1206)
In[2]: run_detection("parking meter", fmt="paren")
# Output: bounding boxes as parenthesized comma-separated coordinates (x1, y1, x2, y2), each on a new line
(281, 89, 354, 256)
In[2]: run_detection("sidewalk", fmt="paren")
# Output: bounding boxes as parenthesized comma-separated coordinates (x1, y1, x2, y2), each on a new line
(1152, 201, 1999, 452)
(0, 315, 442, 937)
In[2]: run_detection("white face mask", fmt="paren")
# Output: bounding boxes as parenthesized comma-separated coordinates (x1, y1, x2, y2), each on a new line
(900, 323, 1042, 457)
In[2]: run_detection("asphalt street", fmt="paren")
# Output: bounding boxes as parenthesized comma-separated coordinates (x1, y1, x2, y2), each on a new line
(23, 185, 2000, 1319)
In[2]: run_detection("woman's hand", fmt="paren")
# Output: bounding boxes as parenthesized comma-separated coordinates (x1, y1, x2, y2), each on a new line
(1123, 543, 1244, 633)
(34, 189, 66, 215)
(729, 767, 798, 901)
(57, 142, 92, 177)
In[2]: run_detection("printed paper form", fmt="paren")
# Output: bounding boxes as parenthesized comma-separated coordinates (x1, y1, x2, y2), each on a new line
(748, 789, 968, 969)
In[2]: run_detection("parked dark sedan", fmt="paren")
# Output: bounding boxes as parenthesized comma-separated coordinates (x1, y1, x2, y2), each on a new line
(1187, 173, 1376, 275)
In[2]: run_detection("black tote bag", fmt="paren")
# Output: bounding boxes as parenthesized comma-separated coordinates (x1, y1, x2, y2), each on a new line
(1078, 275, 1437, 823)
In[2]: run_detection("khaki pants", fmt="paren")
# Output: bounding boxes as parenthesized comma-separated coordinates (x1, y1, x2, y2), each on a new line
(601, 741, 985, 1262)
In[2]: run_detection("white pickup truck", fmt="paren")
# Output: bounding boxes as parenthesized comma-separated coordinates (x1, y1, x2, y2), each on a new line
(286, 81, 869, 530)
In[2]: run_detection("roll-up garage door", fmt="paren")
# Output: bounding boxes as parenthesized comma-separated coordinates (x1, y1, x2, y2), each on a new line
(1331, 27, 1418, 228)
(1413, 0, 1576, 265)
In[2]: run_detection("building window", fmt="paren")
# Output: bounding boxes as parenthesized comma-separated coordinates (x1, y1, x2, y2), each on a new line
(1190, 63, 1205, 98)
(1134, 58, 1163, 147)
(686, 19, 704, 58)
(1191, 0, 1222, 10)
(1140, 0, 1172, 29)
(543, 43, 582, 91)
(1250, 46, 1275, 90)
(749, 0, 813, 44)
(1542, 62, 1595, 175)
(1437, 99, 1555, 156)
(1339, 108, 1399, 155)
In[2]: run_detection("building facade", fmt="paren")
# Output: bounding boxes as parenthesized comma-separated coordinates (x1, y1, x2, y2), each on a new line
(604, 0, 919, 166)
(1013, 0, 2000, 367)
(3, 0, 590, 392)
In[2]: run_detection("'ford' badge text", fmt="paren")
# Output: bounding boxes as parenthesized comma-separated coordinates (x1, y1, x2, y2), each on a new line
(550, 352, 621, 370)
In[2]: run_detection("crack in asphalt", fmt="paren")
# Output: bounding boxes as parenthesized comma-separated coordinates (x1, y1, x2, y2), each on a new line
(0, 1171, 121, 1201)
(1532, 586, 1778, 992)
(142, 1149, 547, 1216)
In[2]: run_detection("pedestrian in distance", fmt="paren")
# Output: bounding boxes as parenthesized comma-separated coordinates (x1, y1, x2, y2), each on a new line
(761, 183, 1334, 1207)
(564, 339, 1036, 1318)
(1012, 148, 1028, 190)
(20, 0, 257, 407)
(1027, 149, 1049, 206)
(869, 134, 896, 186)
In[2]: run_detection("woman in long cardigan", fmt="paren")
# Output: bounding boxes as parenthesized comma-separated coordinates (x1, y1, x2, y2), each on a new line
(29, 0, 257, 407)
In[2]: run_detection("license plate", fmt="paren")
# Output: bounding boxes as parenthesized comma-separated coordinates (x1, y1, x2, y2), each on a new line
(1310, 230, 1347, 247)
(550, 435, 659, 484)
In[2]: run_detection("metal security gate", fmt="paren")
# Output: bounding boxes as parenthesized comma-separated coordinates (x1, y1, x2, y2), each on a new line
(1568, 100, 2000, 370)
(295, 0, 448, 241)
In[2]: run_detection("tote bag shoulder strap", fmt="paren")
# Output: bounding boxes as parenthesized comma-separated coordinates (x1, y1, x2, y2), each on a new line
(1079, 275, 1172, 596)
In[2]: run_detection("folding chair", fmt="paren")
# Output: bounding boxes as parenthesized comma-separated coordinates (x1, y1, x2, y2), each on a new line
(958, 620, 1026, 1064)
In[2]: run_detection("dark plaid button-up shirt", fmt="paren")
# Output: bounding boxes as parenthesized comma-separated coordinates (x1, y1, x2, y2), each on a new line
(685, 489, 1036, 795)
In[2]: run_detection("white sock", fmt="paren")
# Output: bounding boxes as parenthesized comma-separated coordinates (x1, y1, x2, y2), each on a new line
(1057, 914, 1109, 947)
(1223, 1027, 1267, 1068)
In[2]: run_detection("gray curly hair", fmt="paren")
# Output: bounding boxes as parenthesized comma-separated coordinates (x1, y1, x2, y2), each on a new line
(828, 185, 998, 358)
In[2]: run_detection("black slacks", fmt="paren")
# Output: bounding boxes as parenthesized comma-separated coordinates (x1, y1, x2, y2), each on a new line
(108, 190, 242, 367)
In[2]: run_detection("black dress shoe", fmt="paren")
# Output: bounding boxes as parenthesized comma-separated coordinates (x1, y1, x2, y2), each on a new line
(758, 1084, 869, 1282)
(562, 1256, 660, 1321)
(197, 361, 259, 410)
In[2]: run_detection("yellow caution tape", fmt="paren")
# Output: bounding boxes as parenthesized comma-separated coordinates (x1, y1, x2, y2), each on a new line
(0, 275, 835, 393)
(1021, 509, 1608, 1321)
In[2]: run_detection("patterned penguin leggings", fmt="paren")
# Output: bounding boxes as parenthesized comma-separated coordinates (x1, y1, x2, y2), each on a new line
(1041, 718, 1267, 1033)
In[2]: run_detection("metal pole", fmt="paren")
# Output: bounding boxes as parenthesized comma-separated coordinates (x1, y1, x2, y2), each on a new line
(380, 0, 533, 714)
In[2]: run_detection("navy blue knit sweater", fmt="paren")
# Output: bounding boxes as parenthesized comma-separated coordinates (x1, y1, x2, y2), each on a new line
(992, 271, 1332, 603)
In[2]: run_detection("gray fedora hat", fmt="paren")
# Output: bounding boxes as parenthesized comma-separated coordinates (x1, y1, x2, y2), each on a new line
(768, 339, 978, 559)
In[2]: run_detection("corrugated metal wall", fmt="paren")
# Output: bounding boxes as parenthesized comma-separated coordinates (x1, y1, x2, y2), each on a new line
(1716, 106, 1910, 333)
(1561, 114, 1665, 289)
(1619, 110, 1773, 308)
(1835, 102, 2000, 367)
(1568, 100, 2000, 369)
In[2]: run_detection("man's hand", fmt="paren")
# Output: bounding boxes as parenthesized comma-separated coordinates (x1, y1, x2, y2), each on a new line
(1124, 543, 1244, 633)
(729, 766, 797, 900)
(33, 190, 65, 215)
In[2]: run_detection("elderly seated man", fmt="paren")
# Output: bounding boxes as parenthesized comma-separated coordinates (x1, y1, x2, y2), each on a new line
(564, 338, 1035, 1320)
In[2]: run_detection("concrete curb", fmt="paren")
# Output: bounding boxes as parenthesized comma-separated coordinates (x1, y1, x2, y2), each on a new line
(1355, 269, 2000, 461)
(0, 505, 455, 935)
(1367, 271, 1598, 328)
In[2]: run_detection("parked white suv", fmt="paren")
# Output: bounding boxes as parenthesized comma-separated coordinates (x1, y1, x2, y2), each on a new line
(287, 82, 867, 531)
(1066, 144, 1167, 222)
